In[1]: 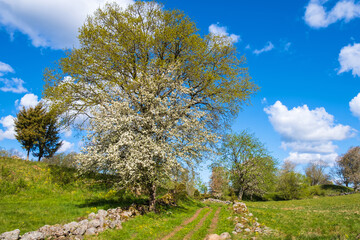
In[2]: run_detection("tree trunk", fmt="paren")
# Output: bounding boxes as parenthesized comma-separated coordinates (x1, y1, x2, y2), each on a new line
(238, 189, 244, 200)
(38, 156, 41, 162)
(149, 183, 157, 212)
(27, 150, 30, 161)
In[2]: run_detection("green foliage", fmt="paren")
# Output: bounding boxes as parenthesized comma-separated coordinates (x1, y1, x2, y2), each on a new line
(276, 162, 309, 200)
(43, 152, 78, 168)
(219, 130, 277, 200)
(14, 103, 62, 161)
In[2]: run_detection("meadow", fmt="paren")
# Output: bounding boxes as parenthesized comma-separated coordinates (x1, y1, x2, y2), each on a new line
(1, 157, 359, 239)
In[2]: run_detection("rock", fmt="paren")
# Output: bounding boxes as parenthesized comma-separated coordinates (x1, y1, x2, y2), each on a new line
(85, 228, 97, 235)
(248, 213, 253, 217)
(112, 220, 122, 229)
(234, 223, 244, 232)
(97, 210, 107, 219)
(232, 231, 238, 235)
(73, 220, 88, 236)
(21, 231, 45, 240)
(88, 212, 96, 220)
(244, 228, 251, 233)
(38, 225, 64, 237)
(205, 234, 221, 240)
(88, 219, 101, 229)
(219, 232, 231, 240)
(0, 229, 20, 240)
(63, 222, 79, 234)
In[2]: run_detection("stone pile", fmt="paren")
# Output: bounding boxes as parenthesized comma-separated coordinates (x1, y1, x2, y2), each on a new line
(202, 198, 232, 205)
(0, 204, 148, 240)
(231, 201, 271, 236)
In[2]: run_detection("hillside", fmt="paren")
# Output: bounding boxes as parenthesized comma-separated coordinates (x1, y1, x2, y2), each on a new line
(0, 157, 146, 234)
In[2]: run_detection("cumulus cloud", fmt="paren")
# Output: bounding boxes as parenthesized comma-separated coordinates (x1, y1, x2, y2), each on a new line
(0, 77, 27, 93)
(285, 152, 338, 165)
(58, 140, 74, 153)
(0, 115, 15, 140)
(350, 93, 360, 118)
(253, 41, 274, 55)
(0, 61, 14, 76)
(338, 43, 360, 77)
(304, 0, 360, 28)
(0, 0, 134, 49)
(208, 23, 241, 43)
(264, 101, 354, 164)
(17, 93, 39, 109)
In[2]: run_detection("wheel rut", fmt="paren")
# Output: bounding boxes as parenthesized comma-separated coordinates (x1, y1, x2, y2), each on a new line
(160, 207, 204, 240)
(183, 208, 213, 240)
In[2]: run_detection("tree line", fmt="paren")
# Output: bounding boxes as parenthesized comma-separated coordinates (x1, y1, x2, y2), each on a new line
(209, 131, 360, 201)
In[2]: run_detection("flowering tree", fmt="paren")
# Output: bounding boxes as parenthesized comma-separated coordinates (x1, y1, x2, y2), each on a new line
(78, 65, 218, 210)
(43, 1, 257, 210)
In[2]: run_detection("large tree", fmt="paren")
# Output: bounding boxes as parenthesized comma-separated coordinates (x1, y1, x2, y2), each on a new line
(305, 161, 330, 186)
(336, 147, 360, 191)
(209, 166, 228, 198)
(219, 131, 277, 200)
(43, 2, 257, 210)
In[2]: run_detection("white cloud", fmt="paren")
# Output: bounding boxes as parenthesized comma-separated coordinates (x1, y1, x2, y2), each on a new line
(0, 0, 134, 49)
(0, 115, 15, 140)
(285, 152, 338, 165)
(208, 23, 241, 43)
(0, 77, 27, 93)
(0, 61, 14, 76)
(61, 128, 72, 138)
(18, 93, 39, 109)
(264, 101, 354, 164)
(304, 0, 360, 28)
(338, 43, 360, 77)
(253, 41, 274, 55)
(350, 93, 360, 118)
(58, 140, 74, 153)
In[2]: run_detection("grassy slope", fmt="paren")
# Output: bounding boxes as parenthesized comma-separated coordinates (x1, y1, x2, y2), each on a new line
(246, 194, 360, 239)
(0, 157, 146, 234)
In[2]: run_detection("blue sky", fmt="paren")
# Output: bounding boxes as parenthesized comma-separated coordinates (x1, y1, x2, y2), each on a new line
(0, 0, 360, 180)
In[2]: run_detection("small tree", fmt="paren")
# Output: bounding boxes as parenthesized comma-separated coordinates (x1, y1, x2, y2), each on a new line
(305, 161, 330, 186)
(14, 103, 62, 161)
(277, 161, 307, 200)
(209, 166, 228, 198)
(14, 104, 45, 160)
(219, 131, 277, 200)
(33, 110, 62, 162)
(336, 147, 360, 191)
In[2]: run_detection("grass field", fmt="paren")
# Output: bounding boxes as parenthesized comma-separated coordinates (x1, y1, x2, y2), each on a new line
(246, 194, 360, 239)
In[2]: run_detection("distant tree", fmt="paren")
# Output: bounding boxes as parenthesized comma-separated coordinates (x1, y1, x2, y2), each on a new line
(219, 131, 277, 200)
(15, 103, 62, 161)
(14, 104, 45, 160)
(196, 177, 208, 194)
(277, 161, 307, 200)
(32, 110, 62, 162)
(305, 161, 330, 186)
(43, 152, 78, 168)
(209, 166, 228, 198)
(336, 147, 360, 191)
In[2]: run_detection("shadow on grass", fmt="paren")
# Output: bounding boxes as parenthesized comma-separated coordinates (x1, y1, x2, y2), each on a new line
(320, 184, 353, 192)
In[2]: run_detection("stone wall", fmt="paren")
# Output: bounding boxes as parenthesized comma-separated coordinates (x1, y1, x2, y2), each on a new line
(0, 204, 149, 240)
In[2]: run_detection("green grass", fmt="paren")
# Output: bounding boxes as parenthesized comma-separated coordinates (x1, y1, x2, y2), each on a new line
(0, 157, 146, 234)
(246, 194, 360, 239)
